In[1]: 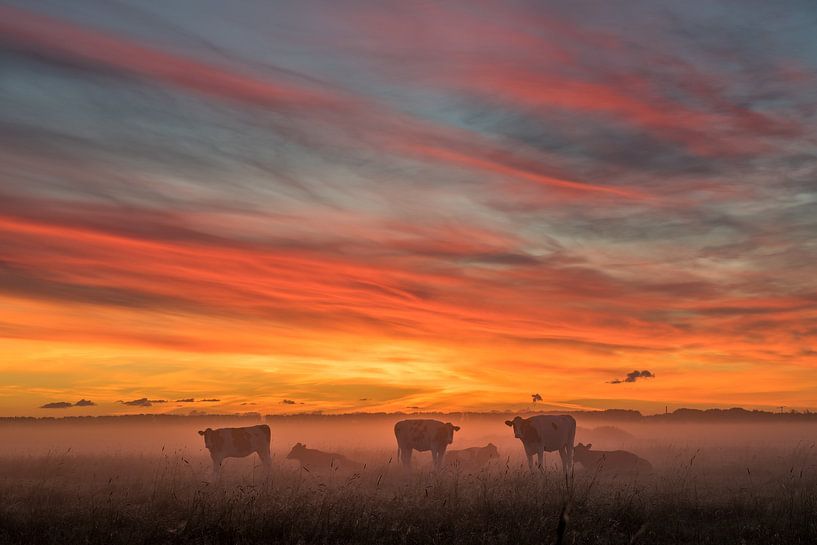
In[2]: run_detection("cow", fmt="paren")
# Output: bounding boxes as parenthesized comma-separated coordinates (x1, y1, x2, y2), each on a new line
(573, 443, 652, 473)
(197, 424, 271, 477)
(286, 443, 362, 472)
(505, 415, 576, 476)
(394, 419, 460, 469)
(444, 443, 500, 468)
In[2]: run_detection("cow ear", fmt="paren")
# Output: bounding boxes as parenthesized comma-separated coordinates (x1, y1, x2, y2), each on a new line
(453, 425, 461, 431)
(587, 443, 592, 449)
(504, 420, 513, 427)
(197, 430, 205, 436)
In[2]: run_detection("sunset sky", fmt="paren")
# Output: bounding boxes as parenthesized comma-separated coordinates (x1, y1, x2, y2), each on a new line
(1, 0, 816, 416)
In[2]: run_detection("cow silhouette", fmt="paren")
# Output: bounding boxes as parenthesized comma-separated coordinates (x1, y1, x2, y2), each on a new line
(198, 424, 271, 478)
(394, 419, 460, 469)
(505, 415, 576, 476)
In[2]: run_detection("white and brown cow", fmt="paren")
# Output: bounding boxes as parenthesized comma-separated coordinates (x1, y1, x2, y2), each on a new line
(394, 419, 460, 469)
(505, 415, 576, 476)
(197, 424, 271, 477)
(573, 443, 652, 473)
(444, 443, 500, 468)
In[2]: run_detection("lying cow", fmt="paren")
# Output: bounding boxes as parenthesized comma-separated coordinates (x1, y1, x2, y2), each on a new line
(505, 414, 576, 476)
(286, 443, 361, 471)
(198, 424, 271, 477)
(573, 443, 652, 473)
(394, 419, 460, 469)
(445, 443, 499, 468)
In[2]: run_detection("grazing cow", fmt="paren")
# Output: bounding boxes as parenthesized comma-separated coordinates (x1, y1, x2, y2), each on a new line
(394, 419, 460, 469)
(445, 443, 500, 468)
(197, 424, 271, 477)
(286, 443, 362, 471)
(505, 415, 576, 476)
(573, 443, 652, 473)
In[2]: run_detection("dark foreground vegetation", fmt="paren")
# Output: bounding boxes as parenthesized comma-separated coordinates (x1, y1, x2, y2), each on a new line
(1, 447, 816, 545)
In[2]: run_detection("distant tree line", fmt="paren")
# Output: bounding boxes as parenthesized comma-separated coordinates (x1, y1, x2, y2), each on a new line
(3, 407, 815, 425)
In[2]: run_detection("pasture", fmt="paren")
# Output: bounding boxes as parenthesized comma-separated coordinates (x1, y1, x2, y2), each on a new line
(1, 415, 816, 544)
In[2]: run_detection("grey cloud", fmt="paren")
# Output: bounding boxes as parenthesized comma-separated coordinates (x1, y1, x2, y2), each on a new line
(609, 370, 655, 384)
(120, 397, 155, 407)
(40, 401, 73, 409)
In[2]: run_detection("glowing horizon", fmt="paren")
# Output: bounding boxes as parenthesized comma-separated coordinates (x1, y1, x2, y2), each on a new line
(1, 1, 816, 417)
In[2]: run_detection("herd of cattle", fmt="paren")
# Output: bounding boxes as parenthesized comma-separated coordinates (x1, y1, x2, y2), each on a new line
(198, 415, 652, 478)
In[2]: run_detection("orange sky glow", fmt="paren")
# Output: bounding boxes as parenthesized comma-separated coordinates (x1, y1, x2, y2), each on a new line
(1, 3, 816, 416)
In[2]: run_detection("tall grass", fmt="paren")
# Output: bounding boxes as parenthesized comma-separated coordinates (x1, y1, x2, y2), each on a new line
(0, 448, 816, 544)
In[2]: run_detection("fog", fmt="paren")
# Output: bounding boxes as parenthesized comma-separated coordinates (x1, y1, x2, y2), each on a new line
(3, 414, 816, 477)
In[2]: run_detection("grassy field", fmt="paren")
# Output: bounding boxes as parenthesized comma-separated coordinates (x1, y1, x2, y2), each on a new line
(1, 442, 817, 545)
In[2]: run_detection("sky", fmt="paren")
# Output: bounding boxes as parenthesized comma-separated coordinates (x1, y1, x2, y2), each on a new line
(1, 0, 816, 416)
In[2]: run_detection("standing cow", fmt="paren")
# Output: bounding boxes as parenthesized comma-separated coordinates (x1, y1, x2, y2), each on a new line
(198, 424, 271, 477)
(394, 419, 460, 469)
(505, 415, 576, 476)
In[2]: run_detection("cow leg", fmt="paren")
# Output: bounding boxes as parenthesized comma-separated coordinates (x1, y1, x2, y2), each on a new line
(402, 447, 412, 469)
(559, 447, 571, 482)
(210, 455, 223, 479)
(536, 449, 544, 472)
(526, 453, 534, 472)
(431, 449, 439, 469)
(257, 447, 272, 472)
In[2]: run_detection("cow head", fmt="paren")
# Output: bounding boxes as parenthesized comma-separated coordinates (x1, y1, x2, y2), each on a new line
(504, 416, 525, 439)
(441, 422, 461, 444)
(286, 442, 306, 459)
(574, 442, 592, 458)
(198, 428, 216, 449)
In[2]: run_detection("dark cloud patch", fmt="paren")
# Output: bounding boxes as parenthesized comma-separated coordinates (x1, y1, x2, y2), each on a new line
(531, 393, 543, 403)
(74, 399, 95, 406)
(609, 370, 655, 384)
(120, 398, 153, 407)
(282, 399, 296, 405)
(176, 398, 195, 403)
(40, 401, 72, 409)
(199, 398, 220, 402)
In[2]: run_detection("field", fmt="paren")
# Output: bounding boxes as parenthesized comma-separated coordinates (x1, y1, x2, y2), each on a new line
(1, 415, 817, 544)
